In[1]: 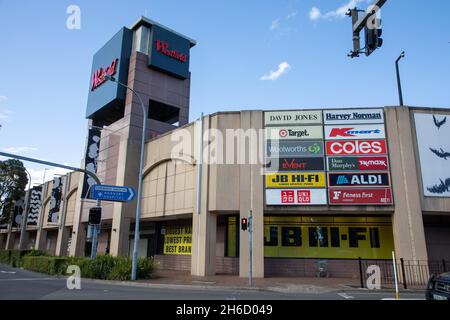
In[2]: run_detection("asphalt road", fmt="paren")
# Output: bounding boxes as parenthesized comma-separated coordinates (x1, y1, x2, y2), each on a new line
(0, 264, 425, 300)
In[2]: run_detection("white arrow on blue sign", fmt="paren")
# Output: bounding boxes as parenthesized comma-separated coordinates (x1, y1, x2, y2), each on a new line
(91, 185, 136, 202)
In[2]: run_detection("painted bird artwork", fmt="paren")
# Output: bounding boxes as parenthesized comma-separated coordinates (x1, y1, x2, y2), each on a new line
(433, 115, 447, 129)
(429, 147, 450, 160)
(427, 178, 450, 195)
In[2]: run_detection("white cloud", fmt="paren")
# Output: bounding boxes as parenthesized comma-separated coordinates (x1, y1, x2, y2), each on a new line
(269, 19, 280, 31)
(3, 147, 38, 154)
(286, 11, 298, 20)
(26, 167, 71, 189)
(309, 0, 368, 21)
(260, 62, 291, 81)
(0, 96, 7, 102)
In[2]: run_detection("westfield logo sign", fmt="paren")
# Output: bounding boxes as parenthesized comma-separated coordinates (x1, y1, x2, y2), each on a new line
(156, 40, 188, 62)
(91, 58, 118, 91)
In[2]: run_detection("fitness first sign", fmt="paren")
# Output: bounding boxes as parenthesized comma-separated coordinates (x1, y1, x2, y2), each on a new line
(324, 108, 384, 125)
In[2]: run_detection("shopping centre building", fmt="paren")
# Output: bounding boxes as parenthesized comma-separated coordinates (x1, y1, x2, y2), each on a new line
(1, 17, 449, 278)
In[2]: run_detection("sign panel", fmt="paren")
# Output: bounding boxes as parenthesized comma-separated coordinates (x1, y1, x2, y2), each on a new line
(149, 24, 192, 79)
(81, 128, 101, 200)
(266, 140, 323, 157)
(326, 140, 387, 156)
(48, 177, 63, 224)
(266, 172, 326, 188)
(328, 173, 390, 187)
(264, 111, 323, 126)
(266, 157, 325, 172)
(163, 225, 192, 255)
(324, 124, 386, 140)
(263, 216, 394, 259)
(86, 27, 133, 119)
(328, 188, 393, 205)
(265, 189, 327, 205)
(324, 109, 384, 124)
(414, 113, 450, 197)
(27, 186, 42, 226)
(91, 185, 136, 202)
(266, 126, 323, 140)
(327, 156, 389, 171)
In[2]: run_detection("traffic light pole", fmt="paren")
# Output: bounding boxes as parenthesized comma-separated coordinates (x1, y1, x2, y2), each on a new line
(248, 210, 253, 287)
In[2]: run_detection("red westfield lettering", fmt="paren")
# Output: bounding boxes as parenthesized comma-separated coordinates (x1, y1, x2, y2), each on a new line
(326, 140, 387, 155)
(156, 40, 188, 62)
(91, 58, 118, 91)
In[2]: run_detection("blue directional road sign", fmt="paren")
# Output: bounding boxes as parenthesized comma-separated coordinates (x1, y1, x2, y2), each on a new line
(91, 185, 136, 202)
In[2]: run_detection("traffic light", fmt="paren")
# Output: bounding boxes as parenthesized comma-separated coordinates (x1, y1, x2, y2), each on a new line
(241, 218, 248, 231)
(88, 207, 102, 225)
(364, 23, 383, 56)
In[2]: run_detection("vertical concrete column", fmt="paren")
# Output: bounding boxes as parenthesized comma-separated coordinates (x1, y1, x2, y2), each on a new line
(385, 107, 428, 261)
(109, 138, 139, 257)
(35, 183, 49, 251)
(55, 174, 71, 256)
(69, 175, 87, 257)
(5, 225, 15, 250)
(191, 115, 217, 276)
(18, 189, 31, 250)
(239, 111, 264, 278)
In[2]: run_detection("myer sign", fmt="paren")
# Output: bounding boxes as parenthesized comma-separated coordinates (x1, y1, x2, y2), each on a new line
(324, 109, 384, 124)
(265, 111, 322, 126)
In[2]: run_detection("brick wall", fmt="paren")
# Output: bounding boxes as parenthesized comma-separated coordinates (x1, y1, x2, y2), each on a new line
(216, 257, 239, 275)
(154, 254, 191, 271)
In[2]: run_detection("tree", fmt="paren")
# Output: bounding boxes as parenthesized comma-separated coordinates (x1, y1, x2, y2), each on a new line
(0, 159, 28, 225)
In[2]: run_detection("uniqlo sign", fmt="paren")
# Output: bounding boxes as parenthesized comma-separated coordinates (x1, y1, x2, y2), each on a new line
(328, 188, 393, 205)
(266, 189, 327, 205)
(326, 140, 388, 156)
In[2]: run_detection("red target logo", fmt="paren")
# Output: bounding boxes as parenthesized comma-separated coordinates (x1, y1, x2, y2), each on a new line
(279, 129, 288, 138)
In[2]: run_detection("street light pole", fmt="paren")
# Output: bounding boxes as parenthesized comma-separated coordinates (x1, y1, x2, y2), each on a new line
(395, 51, 405, 106)
(105, 75, 147, 281)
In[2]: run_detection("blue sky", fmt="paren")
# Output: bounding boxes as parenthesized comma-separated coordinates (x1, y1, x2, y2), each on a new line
(0, 0, 449, 185)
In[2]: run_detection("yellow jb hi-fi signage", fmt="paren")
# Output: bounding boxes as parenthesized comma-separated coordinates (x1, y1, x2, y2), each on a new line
(163, 225, 192, 255)
(265, 172, 326, 188)
(263, 216, 394, 259)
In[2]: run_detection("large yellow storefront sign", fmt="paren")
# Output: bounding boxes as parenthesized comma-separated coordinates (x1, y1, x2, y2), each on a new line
(265, 172, 326, 188)
(163, 225, 192, 255)
(263, 216, 394, 259)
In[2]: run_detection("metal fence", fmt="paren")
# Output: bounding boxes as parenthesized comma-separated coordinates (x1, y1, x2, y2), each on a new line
(359, 258, 449, 289)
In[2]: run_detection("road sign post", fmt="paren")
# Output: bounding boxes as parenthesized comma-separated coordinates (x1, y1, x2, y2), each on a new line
(91, 185, 136, 202)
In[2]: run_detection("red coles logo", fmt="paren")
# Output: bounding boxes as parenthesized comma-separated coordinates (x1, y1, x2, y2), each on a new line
(326, 140, 387, 155)
(156, 40, 188, 62)
(91, 58, 118, 91)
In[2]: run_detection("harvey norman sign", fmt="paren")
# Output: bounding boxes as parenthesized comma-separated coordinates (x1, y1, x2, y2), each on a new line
(264, 111, 322, 126)
(324, 109, 384, 124)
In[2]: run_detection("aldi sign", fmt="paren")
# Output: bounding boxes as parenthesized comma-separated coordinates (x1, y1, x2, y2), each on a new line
(264, 111, 323, 126)
(266, 172, 326, 188)
(328, 188, 393, 205)
(324, 124, 386, 140)
(327, 156, 389, 171)
(324, 109, 384, 124)
(266, 189, 327, 205)
(328, 173, 390, 187)
(326, 140, 387, 156)
(266, 126, 323, 140)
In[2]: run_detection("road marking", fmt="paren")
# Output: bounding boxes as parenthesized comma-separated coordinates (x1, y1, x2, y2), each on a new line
(337, 293, 354, 299)
(381, 298, 425, 300)
(0, 278, 59, 281)
(0, 271, 16, 274)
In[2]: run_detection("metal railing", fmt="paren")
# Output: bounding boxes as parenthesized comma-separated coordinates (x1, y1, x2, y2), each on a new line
(359, 258, 449, 289)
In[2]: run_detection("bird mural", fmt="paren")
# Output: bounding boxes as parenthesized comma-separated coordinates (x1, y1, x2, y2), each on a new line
(433, 115, 447, 129)
(427, 178, 450, 195)
(429, 147, 450, 160)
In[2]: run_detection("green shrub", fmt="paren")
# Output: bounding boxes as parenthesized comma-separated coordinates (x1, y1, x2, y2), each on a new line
(24, 250, 51, 257)
(107, 257, 131, 281)
(137, 257, 154, 280)
(21, 256, 69, 275)
(0, 250, 11, 264)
